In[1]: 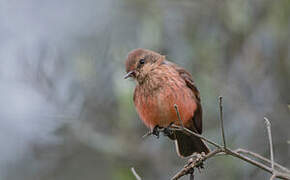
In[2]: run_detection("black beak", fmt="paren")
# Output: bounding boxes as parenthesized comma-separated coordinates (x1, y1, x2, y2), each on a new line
(124, 71, 135, 79)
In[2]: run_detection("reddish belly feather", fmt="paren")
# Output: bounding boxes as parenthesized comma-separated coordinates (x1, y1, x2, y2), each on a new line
(135, 86, 197, 129)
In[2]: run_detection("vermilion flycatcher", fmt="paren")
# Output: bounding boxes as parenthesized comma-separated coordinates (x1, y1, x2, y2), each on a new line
(124, 48, 209, 157)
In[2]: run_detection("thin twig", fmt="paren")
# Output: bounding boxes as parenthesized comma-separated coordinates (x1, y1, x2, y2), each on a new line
(170, 125, 221, 149)
(131, 167, 142, 180)
(219, 96, 226, 148)
(235, 148, 290, 174)
(174, 104, 184, 129)
(225, 148, 274, 174)
(264, 117, 274, 171)
(271, 174, 277, 180)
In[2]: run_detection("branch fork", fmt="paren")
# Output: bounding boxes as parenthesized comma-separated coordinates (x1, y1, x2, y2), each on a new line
(132, 97, 290, 180)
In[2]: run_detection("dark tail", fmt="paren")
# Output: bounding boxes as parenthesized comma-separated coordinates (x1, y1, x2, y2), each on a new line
(175, 131, 210, 157)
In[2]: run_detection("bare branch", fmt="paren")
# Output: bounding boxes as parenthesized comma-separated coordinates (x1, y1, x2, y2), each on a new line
(218, 96, 226, 148)
(170, 124, 221, 149)
(225, 148, 274, 174)
(171, 149, 223, 180)
(170, 124, 277, 177)
(271, 174, 277, 180)
(235, 148, 290, 174)
(138, 99, 290, 180)
(174, 104, 184, 129)
(170, 125, 290, 180)
(264, 117, 274, 171)
(168, 110, 290, 180)
(131, 167, 142, 180)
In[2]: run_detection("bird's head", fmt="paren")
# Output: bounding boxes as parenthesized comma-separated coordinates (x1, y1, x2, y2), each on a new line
(124, 48, 165, 83)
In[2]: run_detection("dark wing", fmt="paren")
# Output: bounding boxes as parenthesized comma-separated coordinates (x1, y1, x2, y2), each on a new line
(164, 60, 203, 134)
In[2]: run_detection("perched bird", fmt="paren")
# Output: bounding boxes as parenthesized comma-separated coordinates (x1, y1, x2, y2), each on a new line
(124, 48, 209, 157)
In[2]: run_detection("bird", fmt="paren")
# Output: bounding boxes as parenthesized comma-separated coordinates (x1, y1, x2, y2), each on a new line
(124, 48, 209, 157)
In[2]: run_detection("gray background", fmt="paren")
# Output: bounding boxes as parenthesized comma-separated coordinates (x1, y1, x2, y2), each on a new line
(0, 0, 289, 179)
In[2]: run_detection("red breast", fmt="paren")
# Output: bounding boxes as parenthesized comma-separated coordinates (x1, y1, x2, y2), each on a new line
(133, 64, 197, 129)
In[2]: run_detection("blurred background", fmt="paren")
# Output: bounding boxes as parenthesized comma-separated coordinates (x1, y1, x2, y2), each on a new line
(0, 0, 289, 179)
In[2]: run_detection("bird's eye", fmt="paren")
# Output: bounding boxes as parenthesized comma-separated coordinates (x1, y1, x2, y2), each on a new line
(139, 58, 145, 65)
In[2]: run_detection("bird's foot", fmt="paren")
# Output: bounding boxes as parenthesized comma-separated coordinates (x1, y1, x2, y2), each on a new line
(144, 123, 175, 139)
(163, 122, 174, 137)
(152, 125, 161, 138)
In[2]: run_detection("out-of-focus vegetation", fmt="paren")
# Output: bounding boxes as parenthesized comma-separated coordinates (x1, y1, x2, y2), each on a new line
(0, 0, 289, 179)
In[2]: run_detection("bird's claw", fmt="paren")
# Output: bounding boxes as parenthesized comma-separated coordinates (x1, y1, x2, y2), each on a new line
(146, 123, 175, 139)
(164, 122, 178, 140)
(152, 125, 161, 138)
(163, 128, 173, 136)
(163, 122, 174, 136)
